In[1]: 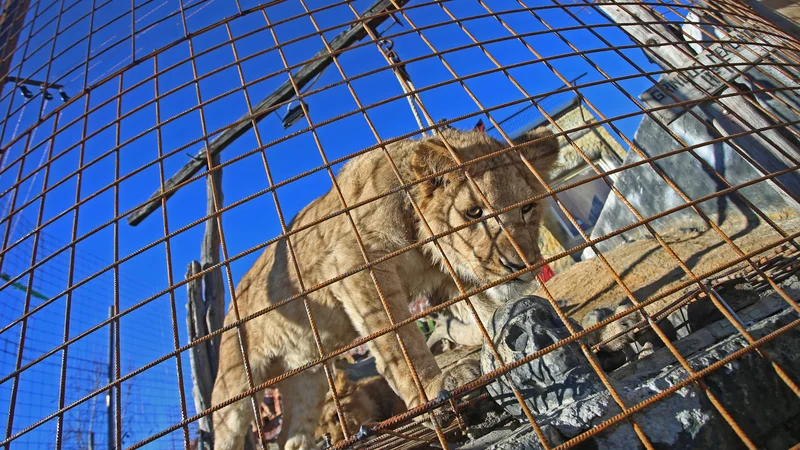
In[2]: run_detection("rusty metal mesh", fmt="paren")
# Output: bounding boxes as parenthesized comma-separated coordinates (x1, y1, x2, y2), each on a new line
(0, 0, 799, 449)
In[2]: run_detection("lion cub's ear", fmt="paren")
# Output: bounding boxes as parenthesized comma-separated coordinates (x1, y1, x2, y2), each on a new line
(410, 139, 458, 192)
(512, 128, 561, 176)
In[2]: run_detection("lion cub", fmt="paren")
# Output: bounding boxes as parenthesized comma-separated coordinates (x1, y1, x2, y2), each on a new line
(581, 299, 677, 372)
(315, 371, 405, 445)
(211, 127, 560, 450)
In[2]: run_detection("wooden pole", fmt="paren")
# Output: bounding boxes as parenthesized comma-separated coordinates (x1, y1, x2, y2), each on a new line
(127, 0, 410, 226)
(202, 150, 224, 378)
(186, 151, 225, 450)
(186, 261, 213, 450)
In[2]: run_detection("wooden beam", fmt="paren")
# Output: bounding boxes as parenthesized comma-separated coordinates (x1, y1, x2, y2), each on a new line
(0, 0, 31, 96)
(738, 0, 800, 41)
(127, 0, 410, 226)
(596, 0, 695, 68)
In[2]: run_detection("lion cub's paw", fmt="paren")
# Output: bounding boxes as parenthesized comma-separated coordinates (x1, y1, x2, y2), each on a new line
(284, 434, 315, 450)
(416, 360, 482, 430)
(441, 359, 481, 392)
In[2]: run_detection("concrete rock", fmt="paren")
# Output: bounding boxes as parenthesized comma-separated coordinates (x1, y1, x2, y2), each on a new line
(481, 296, 604, 419)
(470, 301, 800, 450)
(458, 423, 563, 450)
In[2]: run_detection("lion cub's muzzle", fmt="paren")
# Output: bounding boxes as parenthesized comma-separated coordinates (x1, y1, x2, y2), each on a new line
(498, 257, 538, 282)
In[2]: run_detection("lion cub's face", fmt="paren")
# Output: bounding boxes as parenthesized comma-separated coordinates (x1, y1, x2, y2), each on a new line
(411, 128, 560, 303)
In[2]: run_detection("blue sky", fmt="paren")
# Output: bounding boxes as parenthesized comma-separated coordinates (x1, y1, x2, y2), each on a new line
(0, 0, 672, 447)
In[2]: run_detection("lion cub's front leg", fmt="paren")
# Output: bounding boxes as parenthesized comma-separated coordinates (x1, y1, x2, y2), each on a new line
(338, 270, 470, 412)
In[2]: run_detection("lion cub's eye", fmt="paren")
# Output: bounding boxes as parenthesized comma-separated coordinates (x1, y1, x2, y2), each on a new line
(521, 203, 534, 214)
(466, 206, 483, 219)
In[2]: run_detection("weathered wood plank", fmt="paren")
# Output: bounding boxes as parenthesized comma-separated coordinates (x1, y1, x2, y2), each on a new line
(186, 152, 226, 450)
(639, 32, 771, 124)
(710, 110, 800, 211)
(127, 0, 410, 226)
(596, 0, 694, 69)
(186, 260, 214, 450)
(598, 0, 800, 201)
(737, 0, 800, 41)
(202, 151, 225, 378)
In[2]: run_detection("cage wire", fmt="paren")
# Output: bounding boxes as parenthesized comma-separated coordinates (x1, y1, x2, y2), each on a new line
(0, 214, 190, 450)
(0, 0, 799, 449)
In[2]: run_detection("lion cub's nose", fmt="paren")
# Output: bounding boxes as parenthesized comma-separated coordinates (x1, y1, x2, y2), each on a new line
(499, 257, 526, 274)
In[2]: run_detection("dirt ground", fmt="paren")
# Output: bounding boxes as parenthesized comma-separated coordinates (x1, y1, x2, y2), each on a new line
(765, 0, 800, 25)
(534, 216, 800, 323)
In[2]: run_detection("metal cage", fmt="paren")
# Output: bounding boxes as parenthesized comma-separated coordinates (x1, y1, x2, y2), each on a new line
(1, 0, 799, 449)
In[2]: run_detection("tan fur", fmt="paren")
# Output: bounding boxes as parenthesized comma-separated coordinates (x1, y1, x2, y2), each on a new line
(211, 128, 559, 450)
(581, 298, 676, 371)
(425, 310, 484, 349)
(315, 372, 405, 444)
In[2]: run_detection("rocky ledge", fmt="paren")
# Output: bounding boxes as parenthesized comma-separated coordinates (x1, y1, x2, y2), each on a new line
(465, 281, 800, 450)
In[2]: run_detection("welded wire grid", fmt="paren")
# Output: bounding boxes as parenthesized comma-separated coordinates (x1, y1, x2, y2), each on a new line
(0, 0, 799, 449)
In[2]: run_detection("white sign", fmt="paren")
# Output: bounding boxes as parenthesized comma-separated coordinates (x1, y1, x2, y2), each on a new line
(639, 31, 774, 124)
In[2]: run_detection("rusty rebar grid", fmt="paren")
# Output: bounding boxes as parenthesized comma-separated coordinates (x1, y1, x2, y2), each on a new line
(1, 0, 800, 449)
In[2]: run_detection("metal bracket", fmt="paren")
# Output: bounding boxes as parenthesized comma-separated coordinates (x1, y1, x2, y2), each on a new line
(6, 76, 69, 102)
(282, 101, 309, 129)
